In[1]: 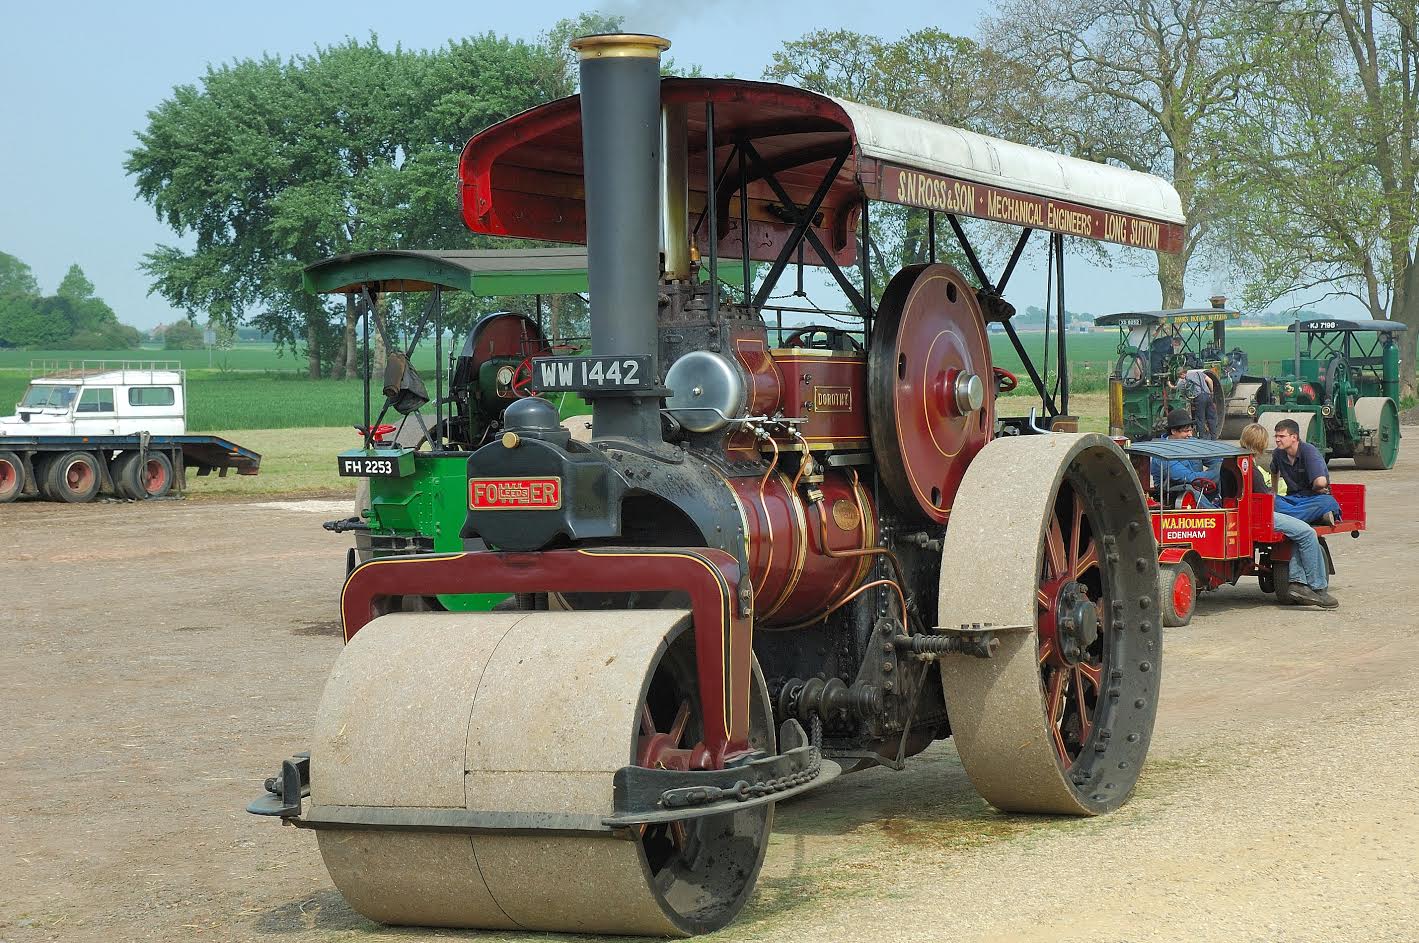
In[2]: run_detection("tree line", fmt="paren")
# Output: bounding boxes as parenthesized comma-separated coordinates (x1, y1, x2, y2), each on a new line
(0, 251, 141, 350)
(124, 4, 1419, 395)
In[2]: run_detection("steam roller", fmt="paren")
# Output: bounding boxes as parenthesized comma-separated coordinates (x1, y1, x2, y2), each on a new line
(249, 29, 1178, 936)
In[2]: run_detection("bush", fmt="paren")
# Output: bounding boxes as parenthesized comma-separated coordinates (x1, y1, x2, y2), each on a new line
(163, 320, 204, 349)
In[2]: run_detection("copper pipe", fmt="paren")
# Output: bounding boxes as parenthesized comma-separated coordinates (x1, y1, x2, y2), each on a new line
(775, 578, 908, 631)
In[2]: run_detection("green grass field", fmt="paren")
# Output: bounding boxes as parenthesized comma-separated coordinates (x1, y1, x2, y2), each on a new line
(0, 326, 1356, 434)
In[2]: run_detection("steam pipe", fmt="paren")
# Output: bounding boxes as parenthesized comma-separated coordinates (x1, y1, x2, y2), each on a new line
(571, 33, 670, 441)
(662, 104, 690, 281)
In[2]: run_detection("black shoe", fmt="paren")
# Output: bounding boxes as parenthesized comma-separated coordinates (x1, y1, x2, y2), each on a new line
(1320, 511, 1336, 526)
(1313, 590, 1339, 609)
(1287, 583, 1324, 606)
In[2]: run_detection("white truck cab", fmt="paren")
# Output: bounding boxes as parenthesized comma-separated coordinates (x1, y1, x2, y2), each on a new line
(0, 361, 187, 438)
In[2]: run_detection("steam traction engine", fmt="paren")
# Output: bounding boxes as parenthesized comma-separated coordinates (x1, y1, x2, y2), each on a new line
(251, 34, 1184, 936)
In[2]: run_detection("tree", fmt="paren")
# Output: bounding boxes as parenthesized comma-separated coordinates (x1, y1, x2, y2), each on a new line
(981, 0, 1247, 307)
(0, 251, 39, 298)
(1212, 1, 1419, 395)
(128, 34, 570, 379)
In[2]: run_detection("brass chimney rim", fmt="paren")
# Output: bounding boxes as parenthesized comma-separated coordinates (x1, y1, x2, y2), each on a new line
(570, 33, 671, 59)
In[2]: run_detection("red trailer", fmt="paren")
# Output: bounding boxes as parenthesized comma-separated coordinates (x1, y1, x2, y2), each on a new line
(1124, 438, 1365, 625)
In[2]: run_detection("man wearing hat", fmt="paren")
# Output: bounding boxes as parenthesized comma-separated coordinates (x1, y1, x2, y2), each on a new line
(1149, 408, 1222, 506)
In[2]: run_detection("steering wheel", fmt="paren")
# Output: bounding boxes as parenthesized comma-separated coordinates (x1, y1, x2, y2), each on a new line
(1190, 476, 1218, 496)
(783, 326, 863, 352)
(511, 356, 537, 397)
(1115, 351, 1148, 391)
(992, 366, 1018, 394)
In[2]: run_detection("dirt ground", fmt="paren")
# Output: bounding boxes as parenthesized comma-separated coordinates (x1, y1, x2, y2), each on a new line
(2, 432, 1417, 943)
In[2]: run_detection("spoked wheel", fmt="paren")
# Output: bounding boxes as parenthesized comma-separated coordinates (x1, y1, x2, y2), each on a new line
(312, 609, 773, 936)
(938, 433, 1161, 814)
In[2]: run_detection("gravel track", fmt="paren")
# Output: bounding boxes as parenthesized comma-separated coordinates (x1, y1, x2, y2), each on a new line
(1, 431, 1415, 942)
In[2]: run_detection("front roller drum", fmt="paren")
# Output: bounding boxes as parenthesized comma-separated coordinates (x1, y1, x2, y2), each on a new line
(311, 609, 774, 936)
(937, 433, 1162, 814)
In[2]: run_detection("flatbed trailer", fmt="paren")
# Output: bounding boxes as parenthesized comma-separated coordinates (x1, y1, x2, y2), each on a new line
(0, 434, 261, 503)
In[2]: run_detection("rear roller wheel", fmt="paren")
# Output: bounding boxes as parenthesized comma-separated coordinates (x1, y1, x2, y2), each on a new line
(1352, 397, 1399, 469)
(0, 450, 24, 503)
(938, 433, 1161, 814)
(1158, 560, 1197, 627)
(1220, 381, 1264, 440)
(312, 610, 773, 936)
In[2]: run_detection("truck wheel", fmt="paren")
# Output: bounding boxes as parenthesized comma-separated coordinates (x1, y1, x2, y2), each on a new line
(0, 451, 24, 503)
(46, 451, 101, 503)
(114, 450, 174, 499)
(1158, 561, 1197, 627)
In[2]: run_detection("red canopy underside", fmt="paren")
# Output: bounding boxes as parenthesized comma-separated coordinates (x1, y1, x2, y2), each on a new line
(460, 79, 863, 267)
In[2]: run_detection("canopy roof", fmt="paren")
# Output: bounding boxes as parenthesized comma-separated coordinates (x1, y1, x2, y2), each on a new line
(1287, 317, 1407, 334)
(1125, 438, 1247, 460)
(1095, 308, 1240, 327)
(303, 249, 588, 296)
(460, 78, 1186, 267)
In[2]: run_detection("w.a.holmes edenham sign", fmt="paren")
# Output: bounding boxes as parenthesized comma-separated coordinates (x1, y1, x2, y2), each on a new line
(871, 164, 1184, 254)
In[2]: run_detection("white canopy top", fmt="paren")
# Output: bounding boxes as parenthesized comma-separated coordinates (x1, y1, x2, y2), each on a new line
(831, 97, 1185, 225)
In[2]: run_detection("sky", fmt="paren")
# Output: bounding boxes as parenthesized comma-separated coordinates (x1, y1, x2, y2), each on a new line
(1, 0, 1237, 333)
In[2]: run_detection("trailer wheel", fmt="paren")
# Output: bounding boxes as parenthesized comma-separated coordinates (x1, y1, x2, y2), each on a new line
(0, 450, 24, 503)
(45, 451, 101, 503)
(114, 450, 174, 499)
(937, 433, 1161, 815)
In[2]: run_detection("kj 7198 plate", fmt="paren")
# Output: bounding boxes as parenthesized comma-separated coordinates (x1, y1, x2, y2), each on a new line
(531, 355, 653, 392)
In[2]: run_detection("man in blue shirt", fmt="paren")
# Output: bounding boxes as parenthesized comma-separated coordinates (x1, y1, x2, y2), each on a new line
(1270, 418, 1342, 524)
(1149, 409, 1222, 505)
(1174, 366, 1219, 439)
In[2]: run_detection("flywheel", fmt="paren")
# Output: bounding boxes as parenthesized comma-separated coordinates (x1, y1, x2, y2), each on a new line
(310, 610, 774, 936)
(936, 433, 1161, 814)
(869, 263, 995, 523)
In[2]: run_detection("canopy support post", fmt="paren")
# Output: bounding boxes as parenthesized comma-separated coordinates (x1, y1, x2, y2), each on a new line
(705, 102, 718, 324)
(434, 286, 444, 451)
(1055, 233, 1068, 416)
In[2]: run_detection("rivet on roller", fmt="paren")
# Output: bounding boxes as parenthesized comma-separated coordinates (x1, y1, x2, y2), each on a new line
(1138, 660, 1151, 672)
(1138, 596, 1151, 609)
(1135, 558, 1148, 572)
(1134, 698, 1147, 708)
(1126, 732, 1140, 743)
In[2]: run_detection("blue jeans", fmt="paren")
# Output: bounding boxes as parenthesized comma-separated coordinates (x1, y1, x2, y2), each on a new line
(1274, 492, 1341, 524)
(1274, 512, 1328, 590)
